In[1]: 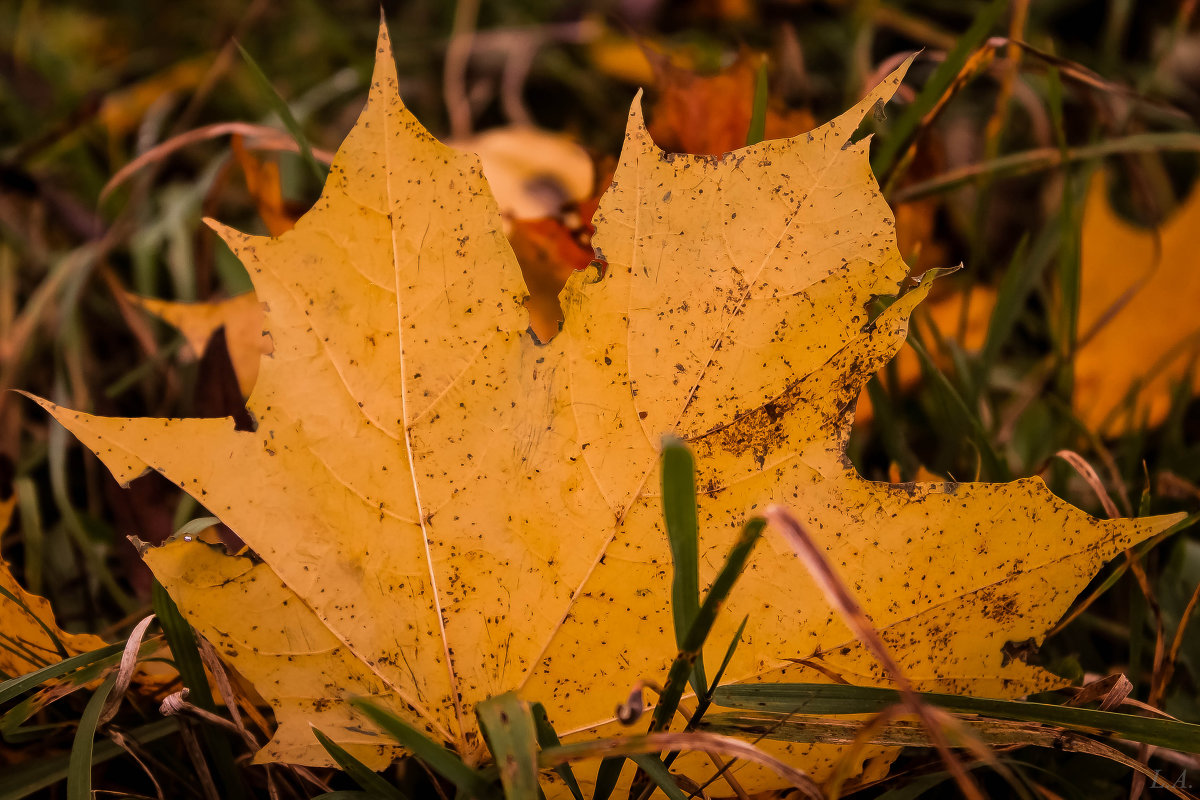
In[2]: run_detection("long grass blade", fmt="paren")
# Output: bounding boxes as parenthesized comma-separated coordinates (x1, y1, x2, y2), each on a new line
(476, 692, 540, 800)
(660, 436, 706, 696)
(313, 728, 408, 800)
(540, 732, 821, 799)
(892, 132, 1200, 202)
(708, 615, 748, 699)
(591, 757, 625, 800)
(979, 235, 1032, 372)
(530, 703, 584, 800)
(0, 642, 125, 706)
(907, 334, 1010, 481)
(651, 518, 765, 733)
(236, 41, 328, 185)
(702, 711, 1194, 797)
(629, 754, 686, 800)
(871, 0, 1007, 180)
(745, 58, 769, 147)
(153, 580, 245, 800)
(13, 478, 44, 596)
(711, 683, 1200, 751)
(351, 699, 493, 799)
(66, 674, 116, 800)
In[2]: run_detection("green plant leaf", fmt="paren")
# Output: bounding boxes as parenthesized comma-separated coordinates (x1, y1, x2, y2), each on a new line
(352, 698, 494, 799)
(236, 41, 328, 186)
(629, 755, 685, 800)
(0, 643, 124, 707)
(477, 693, 540, 800)
(872, 0, 1007, 181)
(711, 683, 1200, 751)
(530, 703, 583, 800)
(153, 580, 245, 800)
(314, 727, 409, 800)
(745, 58, 769, 147)
(660, 437, 706, 697)
(66, 674, 116, 800)
(650, 518, 764, 733)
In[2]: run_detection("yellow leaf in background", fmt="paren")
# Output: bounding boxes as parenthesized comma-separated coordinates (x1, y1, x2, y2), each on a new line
(588, 34, 682, 87)
(0, 497, 109, 677)
(231, 134, 298, 238)
(1075, 172, 1200, 434)
(450, 127, 595, 221)
(99, 58, 208, 137)
(127, 292, 269, 397)
(33, 25, 1179, 794)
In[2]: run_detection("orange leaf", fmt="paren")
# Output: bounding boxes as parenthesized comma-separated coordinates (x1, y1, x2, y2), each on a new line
(1075, 172, 1200, 434)
(231, 134, 297, 237)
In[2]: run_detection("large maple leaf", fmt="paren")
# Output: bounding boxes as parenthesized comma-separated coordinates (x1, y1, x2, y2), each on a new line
(33, 24, 1178, 793)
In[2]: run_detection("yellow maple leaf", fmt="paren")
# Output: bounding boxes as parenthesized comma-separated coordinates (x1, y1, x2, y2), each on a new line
(30, 24, 1179, 793)
(1075, 172, 1200, 434)
(0, 497, 110, 677)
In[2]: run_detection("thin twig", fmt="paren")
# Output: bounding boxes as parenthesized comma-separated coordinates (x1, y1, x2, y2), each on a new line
(1056, 450, 1121, 519)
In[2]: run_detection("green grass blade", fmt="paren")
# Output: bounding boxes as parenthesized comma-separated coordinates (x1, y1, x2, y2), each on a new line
(0, 718, 178, 800)
(745, 59, 768, 147)
(351, 699, 494, 799)
(590, 757, 625, 800)
(661, 613, 750, 780)
(313, 728, 408, 800)
(13, 477, 44, 596)
(0, 642, 124, 706)
(979, 235, 1033, 371)
(153, 580, 246, 800)
(477, 692, 540, 800)
(236, 41, 327, 186)
(530, 703, 583, 800)
(655, 614, 750, 778)
(66, 674, 116, 800)
(651, 518, 765, 733)
(907, 333, 1010, 481)
(1045, 67, 1084, 403)
(628, 755, 686, 800)
(707, 615, 748, 699)
(660, 437, 706, 696)
(2, 693, 56, 738)
(710, 683, 1200, 751)
(871, 0, 1007, 180)
(153, 581, 213, 707)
